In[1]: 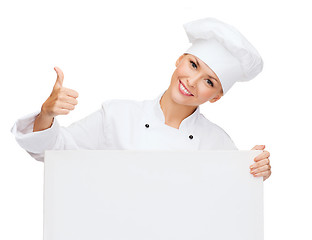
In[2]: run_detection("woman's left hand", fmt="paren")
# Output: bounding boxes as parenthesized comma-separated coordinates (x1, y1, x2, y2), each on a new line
(250, 145, 271, 181)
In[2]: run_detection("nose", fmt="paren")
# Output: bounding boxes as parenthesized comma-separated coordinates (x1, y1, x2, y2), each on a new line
(187, 74, 201, 89)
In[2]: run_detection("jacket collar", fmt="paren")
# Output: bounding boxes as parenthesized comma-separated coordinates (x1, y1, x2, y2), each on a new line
(152, 91, 200, 132)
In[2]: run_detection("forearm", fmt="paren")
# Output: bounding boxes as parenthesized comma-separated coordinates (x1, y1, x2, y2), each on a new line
(33, 112, 54, 132)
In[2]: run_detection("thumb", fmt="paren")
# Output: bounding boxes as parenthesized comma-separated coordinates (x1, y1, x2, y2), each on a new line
(53, 66, 64, 89)
(251, 145, 265, 150)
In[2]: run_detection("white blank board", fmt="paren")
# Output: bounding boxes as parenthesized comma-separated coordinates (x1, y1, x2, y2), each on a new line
(44, 150, 263, 240)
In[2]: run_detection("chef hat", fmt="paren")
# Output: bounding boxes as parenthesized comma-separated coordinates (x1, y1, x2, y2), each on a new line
(183, 17, 263, 94)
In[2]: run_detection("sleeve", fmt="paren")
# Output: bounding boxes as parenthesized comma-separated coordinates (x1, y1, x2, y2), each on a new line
(220, 130, 238, 150)
(10, 102, 110, 162)
(197, 116, 238, 150)
(209, 123, 238, 150)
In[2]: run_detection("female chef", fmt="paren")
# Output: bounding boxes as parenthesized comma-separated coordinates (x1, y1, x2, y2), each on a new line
(11, 17, 271, 181)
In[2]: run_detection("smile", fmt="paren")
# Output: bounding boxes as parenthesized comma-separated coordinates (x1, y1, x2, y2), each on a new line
(179, 80, 193, 96)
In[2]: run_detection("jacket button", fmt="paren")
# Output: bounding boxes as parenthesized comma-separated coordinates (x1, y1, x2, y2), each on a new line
(145, 124, 150, 128)
(189, 135, 193, 139)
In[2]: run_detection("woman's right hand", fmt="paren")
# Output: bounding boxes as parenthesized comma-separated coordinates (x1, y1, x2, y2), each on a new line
(41, 67, 79, 118)
(33, 67, 79, 132)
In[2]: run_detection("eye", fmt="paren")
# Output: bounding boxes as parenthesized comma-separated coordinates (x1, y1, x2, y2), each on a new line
(206, 79, 214, 87)
(190, 60, 197, 69)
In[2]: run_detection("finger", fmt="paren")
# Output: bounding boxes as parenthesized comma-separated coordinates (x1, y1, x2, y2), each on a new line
(53, 66, 64, 90)
(253, 170, 271, 179)
(251, 145, 265, 150)
(57, 109, 71, 115)
(254, 150, 270, 161)
(250, 158, 270, 169)
(59, 102, 76, 111)
(50, 105, 71, 116)
(62, 87, 79, 98)
(63, 96, 78, 105)
(250, 164, 271, 174)
(264, 171, 272, 181)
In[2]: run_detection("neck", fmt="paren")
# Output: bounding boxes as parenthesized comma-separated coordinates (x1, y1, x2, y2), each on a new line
(159, 90, 198, 129)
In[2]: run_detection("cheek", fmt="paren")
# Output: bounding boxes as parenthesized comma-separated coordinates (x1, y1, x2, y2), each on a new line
(176, 64, 191, 76)
(197, 85, 217, 100)
(171, 68, 185, 85)
(198, 89, 210, 100)
(170, 71, 178, 86)
(197, 82, 207, 92)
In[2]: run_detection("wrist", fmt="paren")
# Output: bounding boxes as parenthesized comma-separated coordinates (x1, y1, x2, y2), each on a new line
(33, 111, 54, 132)
(38, 111, 54, 122)
(40, 105, 55, 119)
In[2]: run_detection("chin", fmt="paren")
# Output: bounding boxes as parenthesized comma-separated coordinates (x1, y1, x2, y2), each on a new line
(171, 91, 195, 106)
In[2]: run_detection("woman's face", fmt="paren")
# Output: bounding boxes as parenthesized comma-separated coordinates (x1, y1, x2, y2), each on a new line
(167, 53, 223, 107)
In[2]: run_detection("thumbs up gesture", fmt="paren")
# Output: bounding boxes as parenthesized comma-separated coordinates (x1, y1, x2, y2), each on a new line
(41, 67, 79, 118)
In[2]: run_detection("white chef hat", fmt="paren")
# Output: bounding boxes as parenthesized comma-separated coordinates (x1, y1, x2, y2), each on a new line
(183, 17, 263, 94)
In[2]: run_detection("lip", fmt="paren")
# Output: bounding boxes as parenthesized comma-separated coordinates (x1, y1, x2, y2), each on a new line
(179, 79, 193, 96)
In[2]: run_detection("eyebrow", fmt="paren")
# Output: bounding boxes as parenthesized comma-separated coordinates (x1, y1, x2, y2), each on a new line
(194, 57, 219, 83)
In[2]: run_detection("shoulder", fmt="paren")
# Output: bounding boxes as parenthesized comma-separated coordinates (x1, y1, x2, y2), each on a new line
(100, 98, 146, 117)
(196, 113, 238, 150)
(196, 113, 227, 135)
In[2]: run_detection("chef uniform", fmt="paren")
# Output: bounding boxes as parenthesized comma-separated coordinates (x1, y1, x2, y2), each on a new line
(11, 91, 237, 162)
(11, 17, 263, 162)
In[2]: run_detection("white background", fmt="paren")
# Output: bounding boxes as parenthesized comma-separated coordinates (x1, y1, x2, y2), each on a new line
(1, 0, 311, 239)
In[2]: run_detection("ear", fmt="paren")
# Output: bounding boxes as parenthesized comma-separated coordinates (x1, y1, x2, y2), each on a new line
(175, 54, 185, 67)
(209, 94, 222, 103)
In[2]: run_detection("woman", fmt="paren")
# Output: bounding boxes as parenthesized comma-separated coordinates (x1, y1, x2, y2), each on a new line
(11, 17, 271, 180)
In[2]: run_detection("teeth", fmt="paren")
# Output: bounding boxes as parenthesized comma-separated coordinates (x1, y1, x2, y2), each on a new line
(180, 83, 192, 95)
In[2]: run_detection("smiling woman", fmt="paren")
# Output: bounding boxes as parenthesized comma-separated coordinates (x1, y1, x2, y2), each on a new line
(11, 17, 271, 181)
(165, 53, 224, 107)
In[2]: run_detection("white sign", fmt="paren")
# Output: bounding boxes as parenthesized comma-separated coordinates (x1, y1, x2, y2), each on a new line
(44, 150, 263, 240)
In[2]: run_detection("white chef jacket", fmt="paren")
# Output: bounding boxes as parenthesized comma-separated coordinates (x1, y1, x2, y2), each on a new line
(11, 92, 237, 162)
